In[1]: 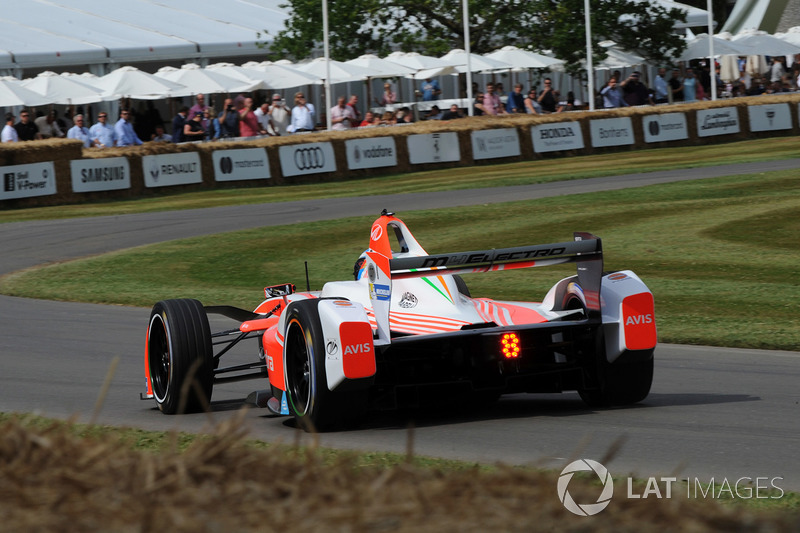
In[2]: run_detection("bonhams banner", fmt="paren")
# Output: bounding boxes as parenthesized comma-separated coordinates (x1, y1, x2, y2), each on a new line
(590, 117, 634, 148)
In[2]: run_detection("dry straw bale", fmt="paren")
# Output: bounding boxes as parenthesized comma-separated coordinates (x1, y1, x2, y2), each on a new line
(0, 415, 796, 532)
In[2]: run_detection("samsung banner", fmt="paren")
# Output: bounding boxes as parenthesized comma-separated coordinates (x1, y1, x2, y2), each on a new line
(643, 113, 689, 143)
(590, 117, 634, 147)
(407, 132, 460, 164)
(142, 153, 202, 188)
(212, 148, 270, 182)
(697, 107, 740, 137)
(279, 142, 336, 177)
(471, 128, 521, 160)
(749, 104, 792, 132)
(531, 122, 584, 153)
(346, 137, 397, 170)
(1, 162, 56, 200)
(70, 157, 130, 193)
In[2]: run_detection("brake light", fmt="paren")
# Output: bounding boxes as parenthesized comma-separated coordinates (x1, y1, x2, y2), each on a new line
(501, 333, 521, 359)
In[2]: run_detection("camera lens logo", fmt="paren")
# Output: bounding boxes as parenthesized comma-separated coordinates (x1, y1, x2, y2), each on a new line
(354, 146, 361, 163)
(648, 119, 660, 136)
(294, 147, 325, 170)
(219, 156, 233, 174)
(557, 459, 614, 516)
(3, 172, 15, 192)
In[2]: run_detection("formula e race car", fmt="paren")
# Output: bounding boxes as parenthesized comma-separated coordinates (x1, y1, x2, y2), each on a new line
(142, 210, 656, 431)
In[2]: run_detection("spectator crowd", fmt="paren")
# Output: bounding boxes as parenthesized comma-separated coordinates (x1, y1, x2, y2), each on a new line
(4, 54, 800, 145)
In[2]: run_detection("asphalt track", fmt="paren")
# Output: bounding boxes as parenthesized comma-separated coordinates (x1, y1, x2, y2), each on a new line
(1, 158, 799, 491)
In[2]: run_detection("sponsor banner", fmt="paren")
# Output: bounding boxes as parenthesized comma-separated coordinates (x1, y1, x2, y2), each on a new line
(407, 132, 460, 164)
(70, 157, 130, 193)
(279, 142, 336, 177)
(471, 128, 521, 160)
(531, 121, 584, 153)
(212, 148, 270, 182)
(142, 152, 202, 188)
(1, 162, 56, 200)
(590, 117, 634, 147)
(697, 107, 740, 137)
(643, 112, 689, 143)
(345, 137, 397, 170)
(749, 103, 792, 132)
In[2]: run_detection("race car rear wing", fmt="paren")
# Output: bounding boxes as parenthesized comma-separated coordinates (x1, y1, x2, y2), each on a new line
(365, 227, 603, 346)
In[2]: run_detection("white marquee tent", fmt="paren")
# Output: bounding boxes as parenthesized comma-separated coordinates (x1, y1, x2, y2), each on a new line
(0, 0, 288, 77)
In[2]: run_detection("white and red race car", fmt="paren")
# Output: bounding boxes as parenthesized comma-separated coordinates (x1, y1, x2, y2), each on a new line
(143, 210, 657, 430)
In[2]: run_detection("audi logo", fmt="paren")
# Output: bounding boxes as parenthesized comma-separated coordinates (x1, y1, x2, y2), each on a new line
(294, 147, 325, 170)
(219, 156, 233, 174)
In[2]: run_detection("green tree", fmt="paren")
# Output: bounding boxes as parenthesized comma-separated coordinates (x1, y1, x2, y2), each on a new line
(263, 0, 687, 76)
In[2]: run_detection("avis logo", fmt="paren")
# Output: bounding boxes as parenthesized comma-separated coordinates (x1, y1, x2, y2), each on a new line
(343, 343, 371, 355)
(626, 314, 653, 325)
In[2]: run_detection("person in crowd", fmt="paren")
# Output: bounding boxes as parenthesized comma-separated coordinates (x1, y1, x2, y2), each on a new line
(682, 68, 698, 103)
(441, 104, 463, 120)
(58, 108, 74, 132)
(537, 77, 558, 113)
(770, 56, 786, 84)
(473, 92, 485, 116)
(205, 108, 221, 140)
(346, 94, 362, 124)
(654, 67, 669, 104)
(376, 82, 396, 107)
(189, 94, 209, 120)
(238, 97, 264, 137)
(254, 101, 275, 135)
(425, 105, 443, 120)
(524, 88, 540, 114)
(89, 112, 116, 148)
(14, 109, 41, 141)
(114, 108, 143, 146)
(137, 101, 164, 142)
(35, 110, 64, 139)
(482, 82, 507, 115)
(288, 92, 315, 133)
(183, 111, 206, 141)
(600, 77, 627, 108)
(219, 98, 240, 138)
(747, 76, 767, 96)
(172, 106, 189, 143)
(330, 95, 356, 130)
(620, 71, 652, 106)
(506, 83, 525, 113)
(2, 113, 19, 143)
(151, 123, 172, 142)
(418, 78, 441, 101)
(67, 114, 93, 147)
(669, 68, 684, 102)
(359, 111, 376, 127)
(379, 110, 396, 125)
(268, 93, 290, 135)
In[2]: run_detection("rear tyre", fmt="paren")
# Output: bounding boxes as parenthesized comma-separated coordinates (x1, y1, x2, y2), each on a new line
(147, 299, 214, 414)
(284, 299, 366, 432)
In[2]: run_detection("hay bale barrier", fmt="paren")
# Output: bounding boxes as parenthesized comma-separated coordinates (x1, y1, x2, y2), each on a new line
(2, 94, 800, 209)
(0, 416, 796, 532)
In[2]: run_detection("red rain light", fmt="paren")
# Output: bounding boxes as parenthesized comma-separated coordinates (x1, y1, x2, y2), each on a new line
(501, 333, 521, 359)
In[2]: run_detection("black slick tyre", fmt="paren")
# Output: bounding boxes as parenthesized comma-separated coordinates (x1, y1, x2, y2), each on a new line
(283, 299, 366, 432)
(147, 298, 214, 414)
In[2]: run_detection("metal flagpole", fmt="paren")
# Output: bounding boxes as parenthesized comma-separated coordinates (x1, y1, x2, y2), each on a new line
(585, 0, 595, 111)
(323, 0, 332, 130)
(708, 0, 717, 101)
(463, 0, 474, 116)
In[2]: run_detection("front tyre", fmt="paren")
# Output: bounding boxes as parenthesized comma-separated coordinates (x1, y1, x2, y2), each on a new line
(284, 300, 366, 431)
(147, 299, 214, 414)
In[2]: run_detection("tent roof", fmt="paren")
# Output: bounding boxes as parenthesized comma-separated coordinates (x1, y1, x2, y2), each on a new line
(0, 0, 288, 71)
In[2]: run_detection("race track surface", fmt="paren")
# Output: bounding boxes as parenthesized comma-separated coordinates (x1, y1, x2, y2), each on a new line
(1, 159, 799, 490)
